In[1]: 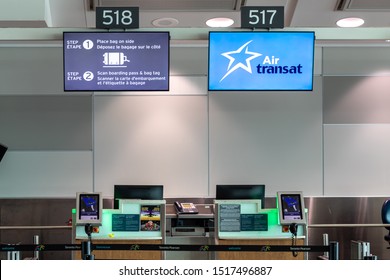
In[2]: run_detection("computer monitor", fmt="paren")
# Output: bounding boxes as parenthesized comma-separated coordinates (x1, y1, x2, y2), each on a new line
(216, 184, 266, 208)
(114, 185, 164, 209)
(0, 143, 7, 162)
(277, 191, 306, 225)
(75, 192, 103, 226)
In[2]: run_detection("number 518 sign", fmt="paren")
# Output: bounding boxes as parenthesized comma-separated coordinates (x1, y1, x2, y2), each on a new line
(96, 7, 139, 29)
(241, 6, 284, 29)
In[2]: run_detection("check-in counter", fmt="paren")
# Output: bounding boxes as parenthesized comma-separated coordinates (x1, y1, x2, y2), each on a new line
(165, 204, 214, 260)
(214, 199, 307, 260)
(72, 198, 307, 260)
(73, 199, 166, 260)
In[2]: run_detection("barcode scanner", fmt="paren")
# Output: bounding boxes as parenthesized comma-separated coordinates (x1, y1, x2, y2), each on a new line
(289, 223, 298, 236)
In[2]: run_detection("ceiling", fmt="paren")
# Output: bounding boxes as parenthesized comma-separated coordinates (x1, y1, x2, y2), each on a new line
(1, 0, 390, 43)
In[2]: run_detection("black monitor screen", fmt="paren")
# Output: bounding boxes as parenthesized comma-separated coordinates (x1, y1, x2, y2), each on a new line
(216, 184, 265, 208)
(114, 185, 164, 209)
(0, 143, 7, 162)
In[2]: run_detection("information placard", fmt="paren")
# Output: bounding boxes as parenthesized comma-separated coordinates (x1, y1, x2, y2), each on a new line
(63, 32, 170, 91)
(219, 204, 241, 232)
(112, 214, 140, 231)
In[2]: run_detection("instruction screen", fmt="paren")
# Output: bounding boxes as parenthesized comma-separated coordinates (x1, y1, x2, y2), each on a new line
(63, 32, 169, 91)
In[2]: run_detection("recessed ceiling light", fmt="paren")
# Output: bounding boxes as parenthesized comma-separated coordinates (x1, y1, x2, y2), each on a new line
(206, 17, 234, 28)
(336, 17, 364, 28)
(152, 18, 179, 27)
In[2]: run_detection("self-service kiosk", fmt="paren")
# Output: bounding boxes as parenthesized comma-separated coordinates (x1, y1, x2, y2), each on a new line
(214, 191, 308, 260)
(73, 192, 166, 260)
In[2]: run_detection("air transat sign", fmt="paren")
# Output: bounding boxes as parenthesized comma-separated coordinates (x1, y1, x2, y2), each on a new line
(208, 32, 315, 91)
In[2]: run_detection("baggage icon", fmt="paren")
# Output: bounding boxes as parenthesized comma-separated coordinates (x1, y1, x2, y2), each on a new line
(103, 52, 129, 66)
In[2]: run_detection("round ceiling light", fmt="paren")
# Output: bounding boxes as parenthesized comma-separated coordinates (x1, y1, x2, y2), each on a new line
(206, 17, 234, 28)
(336, 17, 365, 28)
(152, 18, 179, 27)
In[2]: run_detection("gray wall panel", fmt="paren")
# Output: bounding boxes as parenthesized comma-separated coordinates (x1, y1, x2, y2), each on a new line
(0, 47, 63, 94)
(170, 46, 208, 76)
(324, 124, 390, 196)
(324, 76, 390, 124)
(323, 47, 390, 76)
(0, 151, 93, 197)
(0, 96, 92, 150)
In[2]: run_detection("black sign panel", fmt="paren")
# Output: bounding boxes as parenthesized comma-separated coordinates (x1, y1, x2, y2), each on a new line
(96, 7, 139, 29)
(240, 214, 268, 231)
(112, 214, 140, 231)
(241, 6, 284, 29)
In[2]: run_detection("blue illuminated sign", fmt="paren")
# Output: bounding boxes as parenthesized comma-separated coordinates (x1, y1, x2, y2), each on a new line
(208, 31, 315, 91)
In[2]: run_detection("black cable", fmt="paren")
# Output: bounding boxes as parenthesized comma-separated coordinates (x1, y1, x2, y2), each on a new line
(289, 223, 298, 257)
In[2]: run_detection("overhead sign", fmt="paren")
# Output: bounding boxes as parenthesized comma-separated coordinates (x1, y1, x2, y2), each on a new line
(63, 32, 170, 91)
(208, 31, 315, 91)
(96, 7, 139, 29)
(241, 6, 284, 29)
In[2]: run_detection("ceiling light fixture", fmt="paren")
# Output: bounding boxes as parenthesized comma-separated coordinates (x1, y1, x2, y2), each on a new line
(206, 17, 234, 28)
(152, 18, 179, 27)
(336, 17, 365, 28)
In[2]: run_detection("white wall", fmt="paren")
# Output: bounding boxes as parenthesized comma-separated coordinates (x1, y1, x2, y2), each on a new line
(209, 80, 323, 197)
(322, 47, 390, 196)
(94, 95, 209, 198)
(1, 44, 390, 198)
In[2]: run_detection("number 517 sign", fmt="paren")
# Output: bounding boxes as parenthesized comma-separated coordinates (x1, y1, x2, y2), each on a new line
(241, 6, 284, 29)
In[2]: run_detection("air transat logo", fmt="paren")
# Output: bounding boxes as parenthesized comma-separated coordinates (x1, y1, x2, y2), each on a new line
(219, 40, 262, 82)
(219, 40, 304, 82)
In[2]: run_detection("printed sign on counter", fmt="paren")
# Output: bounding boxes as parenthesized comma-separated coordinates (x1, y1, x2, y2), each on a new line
(219, 204, 241, 232)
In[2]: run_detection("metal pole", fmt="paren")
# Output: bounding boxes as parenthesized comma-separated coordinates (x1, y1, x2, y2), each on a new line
(81, 240, 94, 260)
(329, 241, 339, 260)
(33, 235, 40, 260)
(323, 233, 329, 258)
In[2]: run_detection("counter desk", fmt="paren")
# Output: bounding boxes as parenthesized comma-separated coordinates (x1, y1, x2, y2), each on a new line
(165, 203, 215, 260)
(214, 200, 307, 260)
(73, 199, 166, 260)
(72, 199, 307, 260)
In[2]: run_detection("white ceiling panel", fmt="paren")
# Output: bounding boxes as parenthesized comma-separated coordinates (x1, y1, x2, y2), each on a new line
(98, 0, 240, 10)
(337, 0, 390, 11)
(1, 0, 390, 42)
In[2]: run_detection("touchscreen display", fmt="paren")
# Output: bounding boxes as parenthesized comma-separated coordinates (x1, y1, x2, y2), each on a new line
(79, 194, 100, 221)
(280, 194, 303, 221)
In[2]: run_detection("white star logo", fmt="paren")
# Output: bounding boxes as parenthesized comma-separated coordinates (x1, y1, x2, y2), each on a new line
(220, 40, 262, 82)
